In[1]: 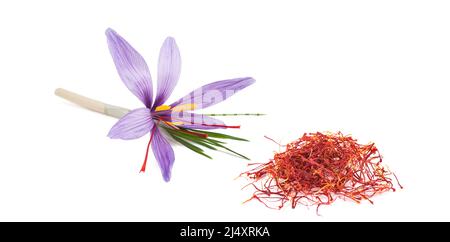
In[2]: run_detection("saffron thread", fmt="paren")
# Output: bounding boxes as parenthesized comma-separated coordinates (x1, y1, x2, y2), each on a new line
(241, 132, 403, 214)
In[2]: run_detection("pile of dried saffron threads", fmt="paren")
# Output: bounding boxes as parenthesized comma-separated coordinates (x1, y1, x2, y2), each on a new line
(242, 132, 402, 213)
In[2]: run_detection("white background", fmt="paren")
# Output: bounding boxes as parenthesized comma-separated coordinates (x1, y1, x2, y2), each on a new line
(0, 0, 449, 221)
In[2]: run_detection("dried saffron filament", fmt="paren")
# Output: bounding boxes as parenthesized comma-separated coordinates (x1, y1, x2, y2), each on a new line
(241, 132, 402, 214)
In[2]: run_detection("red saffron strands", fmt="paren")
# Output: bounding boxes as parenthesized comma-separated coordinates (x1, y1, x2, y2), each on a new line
(241, 132, 403, 214)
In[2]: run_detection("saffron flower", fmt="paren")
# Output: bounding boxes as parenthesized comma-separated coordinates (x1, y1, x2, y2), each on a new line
(105, 28, 255, 181)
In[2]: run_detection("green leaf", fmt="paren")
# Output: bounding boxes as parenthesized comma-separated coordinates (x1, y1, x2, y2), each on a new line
(162, 127, 250, 160)
(217, 144, 250, 160)
(164, 127, 226, 144)
(202, 139, 250, 160)
(167, 132, 212, 159)
(167, 129, 219, 151)
(192, 140, 218, 150)
(187, 129, 249, 142)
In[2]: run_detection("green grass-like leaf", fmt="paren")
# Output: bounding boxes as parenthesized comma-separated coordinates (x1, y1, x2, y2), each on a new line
(208, 141, 250, 160)
(187, 128, 249, 142)
(168, 133, 212, 159)
(164, 128, 220, 150)
(162, 126, 250, 160)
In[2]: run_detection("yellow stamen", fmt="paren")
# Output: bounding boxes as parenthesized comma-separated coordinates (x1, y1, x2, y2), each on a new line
(171, 103, 197, 112)
(154, 104, 171, 112)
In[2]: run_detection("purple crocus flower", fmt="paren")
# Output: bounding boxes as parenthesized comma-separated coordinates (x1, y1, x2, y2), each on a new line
(105, 28, 255, 182)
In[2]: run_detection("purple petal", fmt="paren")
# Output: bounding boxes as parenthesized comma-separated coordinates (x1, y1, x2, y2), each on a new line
(170, 77, 255, 110)
(170, 112, 226, 130)
(106, 28, 153, 108)
(108, 108, 153, 140)
(153, 37, 181, 108)
(151, 128, 175, 182)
